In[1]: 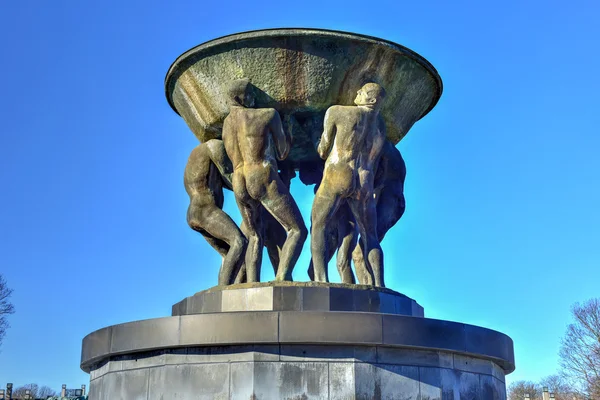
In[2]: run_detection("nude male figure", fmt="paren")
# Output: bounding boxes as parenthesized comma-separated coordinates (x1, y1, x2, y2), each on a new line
(311, 83, 387, 286)
(222, 79, 307, 282)
(353, 140, 406, 284)
(184, 139, 247, 286)
(306, 165, 358, 284)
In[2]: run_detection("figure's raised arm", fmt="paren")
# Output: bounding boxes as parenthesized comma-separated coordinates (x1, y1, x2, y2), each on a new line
(270, 110, 290, 161)
(317, 107, 336, 160)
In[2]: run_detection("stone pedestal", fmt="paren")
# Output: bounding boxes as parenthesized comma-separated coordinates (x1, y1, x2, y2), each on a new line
(81, 283, 514, 399)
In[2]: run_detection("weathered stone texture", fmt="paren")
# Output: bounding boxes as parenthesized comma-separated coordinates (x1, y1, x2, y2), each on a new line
(88, 347, 507, 399)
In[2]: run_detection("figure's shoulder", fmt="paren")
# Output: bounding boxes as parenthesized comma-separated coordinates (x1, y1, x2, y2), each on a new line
(327, 104, 355, 113)
(326, 105, 358, 119)
(255, 107, 279, 118)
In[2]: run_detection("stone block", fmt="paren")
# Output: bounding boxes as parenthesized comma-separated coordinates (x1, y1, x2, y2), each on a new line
(492, 362, 506, 383)
(90, 361, 109, 381)
(186, 345, 280, 363)
(280, 344, 377, 363)
(453, 353, 495, 375)
(179, 312, 278, 345)
(148, 364, 229, 400)
(464, 323, 514, 370)
(353, 289, 381, 312)
(81, 326, 112, 366)
(279, 311, 382, 344)
(480, 374, 505, 400)
(221, 288, 248, 311)
(418, 367, 461, 400)
(119, 350, 165, 370)
(329, 287, 354, 311)
(355, 363, 420, 399)
(246, 286, 274, 310)
(412, 300, 425, 318)
(110, 317, 179, 354)
(329, 363, 355, 400)
(232, 361, 329, 399)
(87, 375, 104, 400)
(458, 370, 481, 399)
(377, 347, 453, 369)
(255, 362, 329, 399)
(382, 315, 466, 352)
(230, 362, 255, 399)
(102, 368, 148, 400)
(302, 287, 330, 311)
(273, 286, 302, 311)
(379, 292, 398, 314)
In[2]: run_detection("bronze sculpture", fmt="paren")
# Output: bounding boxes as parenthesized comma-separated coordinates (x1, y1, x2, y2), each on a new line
(310, 83, 388, 286)
(222, 79, 307, 283)
(184, 139, 247, 286)
(353, 140, 406, 284)
(183, 79, 407, 288)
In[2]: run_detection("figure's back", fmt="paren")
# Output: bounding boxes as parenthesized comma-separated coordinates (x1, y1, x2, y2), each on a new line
(225, 107, 276, 166)
(327, 105, 381, 166)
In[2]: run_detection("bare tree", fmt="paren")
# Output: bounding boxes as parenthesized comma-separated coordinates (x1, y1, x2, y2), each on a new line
(508, 380, 542, 400)
(38, 385, 58, 398)
(0, 274, 15, 347)
(559, 298, 600, 397)
(12, 383, 57, 398)
(539, 375, 578, 400)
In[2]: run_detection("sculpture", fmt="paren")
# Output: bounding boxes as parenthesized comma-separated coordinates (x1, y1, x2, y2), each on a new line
(222, 79, 308, 283)
(353, 140, 406, 284)
(310, 83, 388, 287)
(235, 163, 294, 283)
(306, 164, 358, 284)
(184, 139, 247, 286)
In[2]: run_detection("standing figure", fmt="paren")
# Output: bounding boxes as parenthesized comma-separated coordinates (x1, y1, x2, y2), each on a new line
(305, 163, 358, 284)
(311, 83, 387, 286)
(353, 140, 406, 284)
(235, 162, 295, 284)
(184, 139, 247, 286)
(222, 79, 307, 282)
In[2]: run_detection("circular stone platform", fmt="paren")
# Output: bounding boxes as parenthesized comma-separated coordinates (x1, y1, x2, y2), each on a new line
(82, 285, 514, 399)
(172, 282, 424, 317)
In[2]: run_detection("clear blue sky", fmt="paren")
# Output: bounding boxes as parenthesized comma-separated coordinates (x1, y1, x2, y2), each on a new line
(0, 0, 598, 391)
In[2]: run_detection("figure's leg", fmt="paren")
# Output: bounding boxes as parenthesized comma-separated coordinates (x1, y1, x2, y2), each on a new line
(307, 223, 337, 281)
(310, 187, 342, 282)
(262, 177, 308, 281)
(307, 260, 315, 281)
(335, 203, 357, 284)
(352, 241, 373, 285)
(349, 197, 384, 287)
(199, 207, 248, 286)
(233, 173, 264, 283)
(188, 201, 231, 271)
(263, 208, 285, 275)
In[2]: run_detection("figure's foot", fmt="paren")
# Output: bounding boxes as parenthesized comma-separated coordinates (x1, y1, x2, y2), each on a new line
(275, 273, 293, 282)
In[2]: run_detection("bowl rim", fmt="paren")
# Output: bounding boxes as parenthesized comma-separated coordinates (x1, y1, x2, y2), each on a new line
(164, 27, 443, 120)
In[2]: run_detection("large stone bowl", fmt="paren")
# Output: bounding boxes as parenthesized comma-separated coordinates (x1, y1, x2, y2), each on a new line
(165, 28, 442, 165)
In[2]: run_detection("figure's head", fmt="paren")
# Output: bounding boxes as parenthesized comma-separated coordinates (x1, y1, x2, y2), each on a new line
(354, 83, 386, 108)
(228, 78, 255, 107)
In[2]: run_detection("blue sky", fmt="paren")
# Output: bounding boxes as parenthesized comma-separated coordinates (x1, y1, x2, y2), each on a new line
(0, 0, 598, 391)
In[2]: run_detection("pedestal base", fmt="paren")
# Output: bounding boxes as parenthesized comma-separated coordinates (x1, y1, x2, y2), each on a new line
(81, 285, 514, 399)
